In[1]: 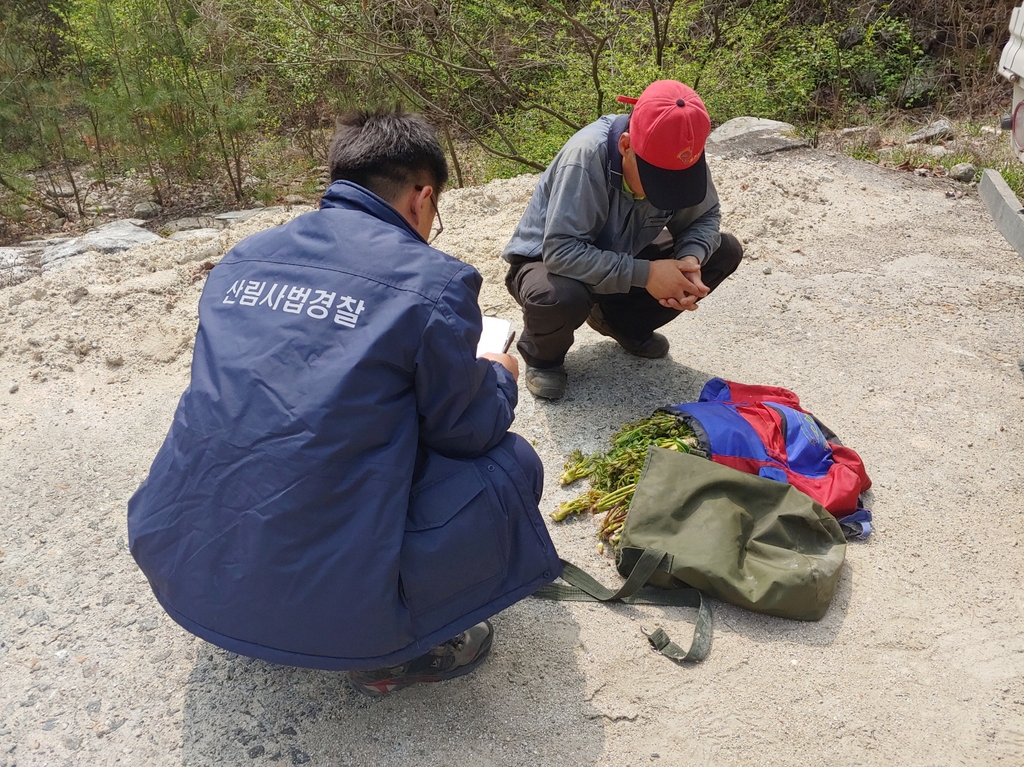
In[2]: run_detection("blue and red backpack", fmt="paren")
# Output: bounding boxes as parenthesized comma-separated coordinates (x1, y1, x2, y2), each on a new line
(664, 379, 871, 533)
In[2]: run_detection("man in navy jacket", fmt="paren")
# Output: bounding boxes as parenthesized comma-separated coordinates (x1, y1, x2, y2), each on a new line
(128, 110, 561, 697)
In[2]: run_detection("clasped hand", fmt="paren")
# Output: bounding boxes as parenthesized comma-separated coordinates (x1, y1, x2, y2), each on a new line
(645, 256, 708, 311)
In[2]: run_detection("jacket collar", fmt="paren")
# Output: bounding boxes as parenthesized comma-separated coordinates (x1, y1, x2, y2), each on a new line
(319, 180, 427, 243)
(606, 114, 630, 186)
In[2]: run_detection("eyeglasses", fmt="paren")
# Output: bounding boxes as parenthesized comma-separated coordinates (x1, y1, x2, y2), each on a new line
(415, 185, 444, 244)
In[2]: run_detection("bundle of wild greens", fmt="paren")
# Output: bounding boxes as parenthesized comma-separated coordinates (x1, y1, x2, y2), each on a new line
(553, 411, 700, 550)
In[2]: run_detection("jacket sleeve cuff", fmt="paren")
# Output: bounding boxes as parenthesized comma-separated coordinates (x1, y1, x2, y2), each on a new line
(676, 245, 708, 265)
(490, 359, 519, 407)
(630, 259, 651, 289)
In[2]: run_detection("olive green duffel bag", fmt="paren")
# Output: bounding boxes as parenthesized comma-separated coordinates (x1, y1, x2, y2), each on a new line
(535, 447, 847, 662)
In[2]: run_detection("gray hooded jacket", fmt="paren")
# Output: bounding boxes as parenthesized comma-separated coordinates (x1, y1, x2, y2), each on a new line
(501, 114, 721, 294)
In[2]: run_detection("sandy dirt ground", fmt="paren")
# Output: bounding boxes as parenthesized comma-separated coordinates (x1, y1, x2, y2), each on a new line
(2, 143, 1024, 767)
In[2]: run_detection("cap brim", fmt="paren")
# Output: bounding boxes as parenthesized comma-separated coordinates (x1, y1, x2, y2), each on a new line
(635, 152, 708, 210)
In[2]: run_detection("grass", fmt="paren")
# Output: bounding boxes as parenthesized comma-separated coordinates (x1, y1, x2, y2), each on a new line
(837, 116, 1024, 195)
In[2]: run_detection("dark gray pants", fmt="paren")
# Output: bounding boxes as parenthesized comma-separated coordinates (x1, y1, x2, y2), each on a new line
(504, 232, 743, 368)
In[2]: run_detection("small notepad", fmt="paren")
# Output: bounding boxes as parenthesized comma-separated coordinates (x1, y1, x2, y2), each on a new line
(477, 316, 515, 356)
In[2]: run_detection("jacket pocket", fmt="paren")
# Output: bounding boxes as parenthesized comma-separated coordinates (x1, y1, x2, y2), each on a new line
(400, 459, 509, 617)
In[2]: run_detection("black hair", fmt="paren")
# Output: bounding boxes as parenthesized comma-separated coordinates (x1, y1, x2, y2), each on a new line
(327, 108, 449, 203)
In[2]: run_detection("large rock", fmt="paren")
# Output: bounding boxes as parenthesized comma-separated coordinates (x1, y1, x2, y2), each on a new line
(213, 207, 288, 227)
(0, 238, 70, 288)
(163, 216, 216, 232)
(706, 117, 808, 157)
(1, 246, 42, 288)
(40, 220, 163, 271)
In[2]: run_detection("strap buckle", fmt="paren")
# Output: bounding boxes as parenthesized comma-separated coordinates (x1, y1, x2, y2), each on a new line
(641, 625, 671, 652)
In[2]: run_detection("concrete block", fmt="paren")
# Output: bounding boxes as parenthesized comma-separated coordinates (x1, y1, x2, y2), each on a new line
(980, 168, 1024, 257)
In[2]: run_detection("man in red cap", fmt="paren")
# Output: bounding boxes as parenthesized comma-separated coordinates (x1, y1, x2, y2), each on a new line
(502, 80, 743, 399)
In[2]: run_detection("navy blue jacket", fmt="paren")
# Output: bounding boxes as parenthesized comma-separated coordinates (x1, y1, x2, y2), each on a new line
(128, 182, 560, 670)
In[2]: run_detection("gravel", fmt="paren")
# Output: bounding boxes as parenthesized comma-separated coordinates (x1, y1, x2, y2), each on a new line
(2, 147, 1024, 766)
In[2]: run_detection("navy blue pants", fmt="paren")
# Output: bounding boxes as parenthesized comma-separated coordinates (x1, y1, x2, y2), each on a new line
(396, 432, 557, 662)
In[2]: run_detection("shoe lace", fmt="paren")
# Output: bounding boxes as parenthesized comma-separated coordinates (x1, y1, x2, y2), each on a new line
(443, 632, 466, 652)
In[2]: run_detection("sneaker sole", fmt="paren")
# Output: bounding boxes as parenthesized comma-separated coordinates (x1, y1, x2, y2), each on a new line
(348, 627, 494, 699)
(585, 317, 667, 358)
(526, 382, 565, 399)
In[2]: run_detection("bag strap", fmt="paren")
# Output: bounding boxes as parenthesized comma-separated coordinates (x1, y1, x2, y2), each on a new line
(533, 548, 713, 662)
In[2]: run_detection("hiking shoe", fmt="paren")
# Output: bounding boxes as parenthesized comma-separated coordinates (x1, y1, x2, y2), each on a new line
(586, 309, 669, 359)
(348, 620, 494, 698)
(525, 365, 567, 400)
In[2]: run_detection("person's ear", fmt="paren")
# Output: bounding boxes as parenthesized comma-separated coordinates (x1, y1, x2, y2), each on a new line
(618, 132, 631, 157)
(411, 184, 433, 226)
(403, 183, 435, 241)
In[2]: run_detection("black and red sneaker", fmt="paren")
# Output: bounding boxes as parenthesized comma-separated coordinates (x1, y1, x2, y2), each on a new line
(348, 620, 494, 698)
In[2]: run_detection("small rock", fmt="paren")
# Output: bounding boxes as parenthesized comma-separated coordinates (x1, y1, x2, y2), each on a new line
(949, 162, 977, 183)
(26, 609, 49, 627)
(132, 201, 162, 219)
(917, 144, 949, 159)
(248, 745, 265, 758)
(763, 266, 772, 275)
(283, 194, 306, 205)
(68, 286, 89, 304)
(838, 125, 882, 148)
(906, 118, 954, 144)
(8, 382, 18, 394)
(45, 183, 77, 199)
(104, 355, 124, 368)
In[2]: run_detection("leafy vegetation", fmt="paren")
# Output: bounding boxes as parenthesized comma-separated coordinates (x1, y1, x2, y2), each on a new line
(0, 0, 1017, 235)
(554, 411, 699, 551)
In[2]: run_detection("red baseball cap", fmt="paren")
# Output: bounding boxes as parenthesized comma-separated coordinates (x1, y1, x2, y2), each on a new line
(616, 80, 711, 210)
